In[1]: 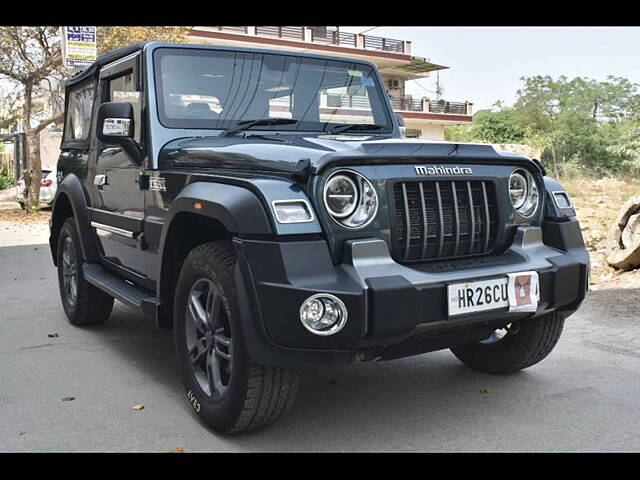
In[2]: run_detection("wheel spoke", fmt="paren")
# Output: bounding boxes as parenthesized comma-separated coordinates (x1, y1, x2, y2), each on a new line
(188, 291, 209, 333)
(213, 331, 232, 361)
(207, 349, 226, 395)
(206, 289, 222, 330)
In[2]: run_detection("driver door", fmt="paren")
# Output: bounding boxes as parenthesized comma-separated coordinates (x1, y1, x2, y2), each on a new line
(90, 55, 149, 281)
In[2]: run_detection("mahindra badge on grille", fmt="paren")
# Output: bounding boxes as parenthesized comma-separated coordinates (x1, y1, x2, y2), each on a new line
(414, 165, 473, 176)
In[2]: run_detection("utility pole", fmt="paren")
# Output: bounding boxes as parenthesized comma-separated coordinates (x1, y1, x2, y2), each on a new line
(435, 71, 443, 101)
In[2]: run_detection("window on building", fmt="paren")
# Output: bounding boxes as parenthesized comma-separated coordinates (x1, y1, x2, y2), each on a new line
(64, 81, 95, 143)
(108, 73, 142, 143)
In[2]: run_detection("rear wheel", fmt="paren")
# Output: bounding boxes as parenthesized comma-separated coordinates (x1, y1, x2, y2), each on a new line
(450, 312, 565, 374)
(56, 217, 114, 326)
(173, 241, 300, 434)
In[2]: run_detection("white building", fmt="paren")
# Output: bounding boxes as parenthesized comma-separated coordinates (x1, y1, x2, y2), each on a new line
(188, 26, 473, 140)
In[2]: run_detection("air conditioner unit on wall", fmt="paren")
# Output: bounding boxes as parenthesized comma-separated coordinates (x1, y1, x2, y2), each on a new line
(388, 79, 400, 89)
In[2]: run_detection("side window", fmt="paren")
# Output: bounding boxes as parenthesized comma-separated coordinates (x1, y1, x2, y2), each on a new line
(108, 73, 142, 143)
(64, 81, 95, 143)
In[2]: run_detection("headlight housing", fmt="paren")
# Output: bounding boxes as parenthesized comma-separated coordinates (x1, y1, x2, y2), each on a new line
(323, 170, 378, 229)
(509, 169, 539, 218)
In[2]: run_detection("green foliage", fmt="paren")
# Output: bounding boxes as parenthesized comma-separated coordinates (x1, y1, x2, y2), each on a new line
(446, 74, 640, 176)
(446, 106, 526, 144)
(0, 165, 14, 190)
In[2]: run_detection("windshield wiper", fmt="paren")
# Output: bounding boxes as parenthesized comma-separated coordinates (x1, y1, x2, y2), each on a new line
(327, 123, 385, 135)
(222, 118, 298, 136)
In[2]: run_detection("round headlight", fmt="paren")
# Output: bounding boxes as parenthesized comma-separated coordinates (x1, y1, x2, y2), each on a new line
(509, 171, 528, 209)
(509, 169, 539, 218)
(324, 174, 358, 218)
(324, 170, 378, 229)
(299, 293, 348, 336)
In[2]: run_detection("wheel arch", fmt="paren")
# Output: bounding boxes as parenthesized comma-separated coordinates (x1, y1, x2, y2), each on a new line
(50, 174, 98, 266)
(156, 182, 274, 327)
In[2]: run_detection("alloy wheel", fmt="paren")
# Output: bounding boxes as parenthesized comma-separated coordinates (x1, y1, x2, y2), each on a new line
(184, 278, 233, 398)
(62, 236, 78, 306)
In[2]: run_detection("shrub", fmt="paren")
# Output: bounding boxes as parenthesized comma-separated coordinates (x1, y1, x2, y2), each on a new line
(0, 166, 14, 190)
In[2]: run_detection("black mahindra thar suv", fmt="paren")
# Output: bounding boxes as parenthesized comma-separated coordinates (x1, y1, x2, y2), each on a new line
(50, 42, 589, 433)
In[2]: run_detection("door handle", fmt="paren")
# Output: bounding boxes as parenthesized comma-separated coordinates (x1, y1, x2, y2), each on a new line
(93, 174, 107, 187)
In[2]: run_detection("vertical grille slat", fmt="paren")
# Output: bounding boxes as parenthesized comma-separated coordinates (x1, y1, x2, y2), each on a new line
(481, 181, 491, 252)
(418, 182, 428, 258)
(466, 181, 476, 255)
(434, 181, 445, 258)
(451, 181, 460, 256)
(392, 179, 498, 263)
(401, 182, 411, 261)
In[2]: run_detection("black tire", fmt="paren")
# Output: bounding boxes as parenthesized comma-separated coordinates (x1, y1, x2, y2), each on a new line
(450, 312, 565, 374)
(173, 241, 300, 434)
(56, 217, 114, 326)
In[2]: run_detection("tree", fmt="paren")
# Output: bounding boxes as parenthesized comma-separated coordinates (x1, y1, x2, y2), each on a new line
(445, 105, 524, 144)
(97, 26, 189, 54)
(0, 26, 190, 209)
(513, 75, 640, 175)
(0, 27, 65, 209)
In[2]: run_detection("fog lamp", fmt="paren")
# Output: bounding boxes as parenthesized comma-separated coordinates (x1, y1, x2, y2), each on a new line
(299, 293, 348, 336)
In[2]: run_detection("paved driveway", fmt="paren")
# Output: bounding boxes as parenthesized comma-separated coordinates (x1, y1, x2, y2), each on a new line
(1, 219, 639, 452)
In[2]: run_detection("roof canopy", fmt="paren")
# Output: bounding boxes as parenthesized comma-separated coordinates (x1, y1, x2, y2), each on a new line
(65, 42, 148, 88)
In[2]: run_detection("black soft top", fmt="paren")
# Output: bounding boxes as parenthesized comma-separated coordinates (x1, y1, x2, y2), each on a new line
(65, 42, 147, 88)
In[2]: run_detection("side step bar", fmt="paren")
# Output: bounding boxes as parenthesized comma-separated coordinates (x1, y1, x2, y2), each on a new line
(82, 262, 160, 318)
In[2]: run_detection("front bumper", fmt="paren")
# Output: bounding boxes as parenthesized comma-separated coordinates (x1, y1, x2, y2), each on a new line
(234, 219, 589, 368)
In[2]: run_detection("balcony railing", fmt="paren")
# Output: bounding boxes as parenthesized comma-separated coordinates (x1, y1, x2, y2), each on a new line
(255, 26, 305, 41)
(205, 27, 410, 55)
(427, 100, 469, 115)
(389, 95, 424, 112)
(390, 95, 472, 115)
(326, 93, 371, 109)
(320, 93, 472, 115)
(363, 34, 405, 53)
(209, 26, 249, 34)
(310, 29, 357, 48)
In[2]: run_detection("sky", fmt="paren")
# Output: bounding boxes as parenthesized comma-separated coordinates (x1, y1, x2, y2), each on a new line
(342, 27, 640, 111)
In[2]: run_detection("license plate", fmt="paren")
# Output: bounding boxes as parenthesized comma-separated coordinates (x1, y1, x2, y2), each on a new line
(447, 277, 510, 317)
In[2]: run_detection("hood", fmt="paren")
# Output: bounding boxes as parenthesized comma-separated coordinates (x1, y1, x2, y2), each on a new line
(158, 135, 537, 176)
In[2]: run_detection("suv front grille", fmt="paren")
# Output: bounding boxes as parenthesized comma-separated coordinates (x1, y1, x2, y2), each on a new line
(391, 180, 498, 263)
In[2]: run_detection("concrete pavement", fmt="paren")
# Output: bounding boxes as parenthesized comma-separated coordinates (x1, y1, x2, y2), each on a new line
(1, 219, 639, 452)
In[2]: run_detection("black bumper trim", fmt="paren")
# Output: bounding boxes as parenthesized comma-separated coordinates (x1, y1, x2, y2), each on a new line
(233, 222, 589, 368)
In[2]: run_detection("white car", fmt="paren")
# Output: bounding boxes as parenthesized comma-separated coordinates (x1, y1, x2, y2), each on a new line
(16, 169, 57, 209)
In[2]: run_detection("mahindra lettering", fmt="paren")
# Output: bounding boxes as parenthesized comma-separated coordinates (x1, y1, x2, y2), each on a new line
(50, 43, 589, 434)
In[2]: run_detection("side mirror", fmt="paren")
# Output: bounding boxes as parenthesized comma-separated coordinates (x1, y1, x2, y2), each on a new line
(96, 102, 142, 165)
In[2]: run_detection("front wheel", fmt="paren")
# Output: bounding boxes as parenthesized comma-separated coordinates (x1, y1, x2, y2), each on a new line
(450, 312, 565, 374)
(173, 241, 300, 434)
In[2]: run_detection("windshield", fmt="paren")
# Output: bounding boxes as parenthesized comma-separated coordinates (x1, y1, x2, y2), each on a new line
(153, 47, 393, 134)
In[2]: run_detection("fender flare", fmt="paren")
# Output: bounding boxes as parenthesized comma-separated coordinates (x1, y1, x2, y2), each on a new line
(156, 182, 274, 304)
(161, 181, 273, 240)
(50, 174, 98, 264)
